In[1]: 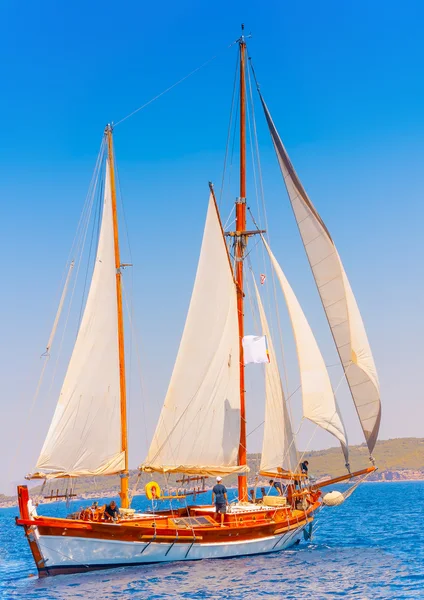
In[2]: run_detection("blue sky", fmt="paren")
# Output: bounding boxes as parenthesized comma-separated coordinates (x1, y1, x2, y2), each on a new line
(1, 0, 424, 494)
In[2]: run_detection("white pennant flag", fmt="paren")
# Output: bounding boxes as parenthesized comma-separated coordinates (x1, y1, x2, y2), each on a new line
(242, 335, 269, 365)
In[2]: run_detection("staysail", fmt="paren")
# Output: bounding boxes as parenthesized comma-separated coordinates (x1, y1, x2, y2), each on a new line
(252, 277, 298, 473)
(263, 238, 348, 460)
(31, 160, 124, 478)
(141, 194, 246, 476)
(260, 94, 381, 454)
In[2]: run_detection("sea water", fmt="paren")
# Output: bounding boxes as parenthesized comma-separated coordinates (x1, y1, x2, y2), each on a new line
(0, 481, 423, 599)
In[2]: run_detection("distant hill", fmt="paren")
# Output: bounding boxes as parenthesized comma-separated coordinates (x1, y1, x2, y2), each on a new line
(2, 438, 423, 506)
(303, 437, 424, 479)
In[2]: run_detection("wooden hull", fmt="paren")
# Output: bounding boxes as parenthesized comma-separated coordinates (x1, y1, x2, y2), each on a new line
(16, 487, 318, 577)
(31, 525, 308, 576)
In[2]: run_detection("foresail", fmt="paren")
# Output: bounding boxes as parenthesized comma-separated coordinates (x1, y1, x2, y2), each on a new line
(263, 238, 348, 460)
(141, 194, 246, 477)
(252, 277, 297, 474)
(260, 93, 381, 454)
(32, 160, 124, 479)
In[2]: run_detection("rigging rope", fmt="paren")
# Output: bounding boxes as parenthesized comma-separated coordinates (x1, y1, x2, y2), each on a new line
(244, 57, 299, 469)
(295, 363, 353, 472)
(121, 279, 150, 458)
(114, 41, 238, 128)
(245, 57, 293, 405)
(44, 260, 75, 355)
(77, 174, 104, 330)
(219, 51, 239, 208)
(47, 140, 105, 396)
(7, 140, 106, 481)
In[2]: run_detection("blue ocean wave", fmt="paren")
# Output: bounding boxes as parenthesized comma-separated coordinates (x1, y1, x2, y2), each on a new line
(1, 481, 423, 599)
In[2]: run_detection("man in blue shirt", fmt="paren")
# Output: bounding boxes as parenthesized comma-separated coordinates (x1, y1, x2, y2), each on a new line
(212, 476, 228, 526)
(103, 500, 120, 522)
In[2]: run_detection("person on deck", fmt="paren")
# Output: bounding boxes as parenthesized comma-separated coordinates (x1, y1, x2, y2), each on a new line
(268, 479, 284, 496)
(103, 500, 120, 522)
(301, 461, 309, 475)
(212, 476, 228, 526)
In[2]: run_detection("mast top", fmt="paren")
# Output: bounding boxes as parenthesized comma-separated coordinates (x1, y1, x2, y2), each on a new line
(238, 23, 251, 45)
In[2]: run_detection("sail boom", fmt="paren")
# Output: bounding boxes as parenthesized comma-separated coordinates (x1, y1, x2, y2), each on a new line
(27, 454, 125, 480)
(141, 464, 249, 477)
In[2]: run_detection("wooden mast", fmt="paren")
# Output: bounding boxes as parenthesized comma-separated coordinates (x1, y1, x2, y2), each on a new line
(106, 124, 129, 509)
(236, 31, 248, 502)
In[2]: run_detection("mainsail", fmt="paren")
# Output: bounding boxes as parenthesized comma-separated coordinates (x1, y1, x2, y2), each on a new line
(31, 160, 124, 478)
(260, 93, 381, 454)
(252, 277, 297, 474)
(263, 238, 348, 459)
(141, 194, 246, 476)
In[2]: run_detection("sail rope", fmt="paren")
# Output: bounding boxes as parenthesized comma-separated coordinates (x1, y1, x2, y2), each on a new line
(246, 206, 293, 401)
(46, 142, 105, 398)
(121, 280, 150, 458)
(122, 273, 197, 475)
(246, 204, 299, 455)
(222, 205, 235, 230)
(219, 50, 239, 208)
(246, 236, 353, 472)
(245, 384, 301, 440)
(245, 53, 293, 410)
(44, 260, 75, 355)
(245, 70, 300, 472)
(77, 177, 104, 330)
(342, 469, 374, 499)
(295, 363, 353, 472)
(122, 275, 185, 472)
(129, 471, 142, 505)
(114, 41, 238, 128)
(8, 141, 105, 481)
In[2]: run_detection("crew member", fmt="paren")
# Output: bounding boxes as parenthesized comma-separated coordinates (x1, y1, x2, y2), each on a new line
(301, 460, 309, 475)
(268, 479, 283, 496)
(104, 500, 120, 522)
(212, 476, 228, 526)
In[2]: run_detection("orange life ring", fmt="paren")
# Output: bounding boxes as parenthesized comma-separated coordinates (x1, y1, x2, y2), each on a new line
(145, 481, 162, 500)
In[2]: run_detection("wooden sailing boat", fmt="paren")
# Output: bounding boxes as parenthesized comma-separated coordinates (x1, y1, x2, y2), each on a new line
(16, 32, 381, 577)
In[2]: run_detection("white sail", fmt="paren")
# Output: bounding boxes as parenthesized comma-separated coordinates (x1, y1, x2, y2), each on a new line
(141, 194, 246, 476)
(252, 277, 297, 474)
(32, 160, 124, 478)
(260, 94, 381, 454)
(263, 238, 348, 458)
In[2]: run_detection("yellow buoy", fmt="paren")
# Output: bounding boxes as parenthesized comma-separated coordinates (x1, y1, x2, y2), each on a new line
(145, 481, 162, 500)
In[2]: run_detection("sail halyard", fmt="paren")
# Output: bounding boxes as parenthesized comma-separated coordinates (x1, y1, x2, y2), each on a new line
(105, 125, 129, 509)
(258, 91, 381, 456)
